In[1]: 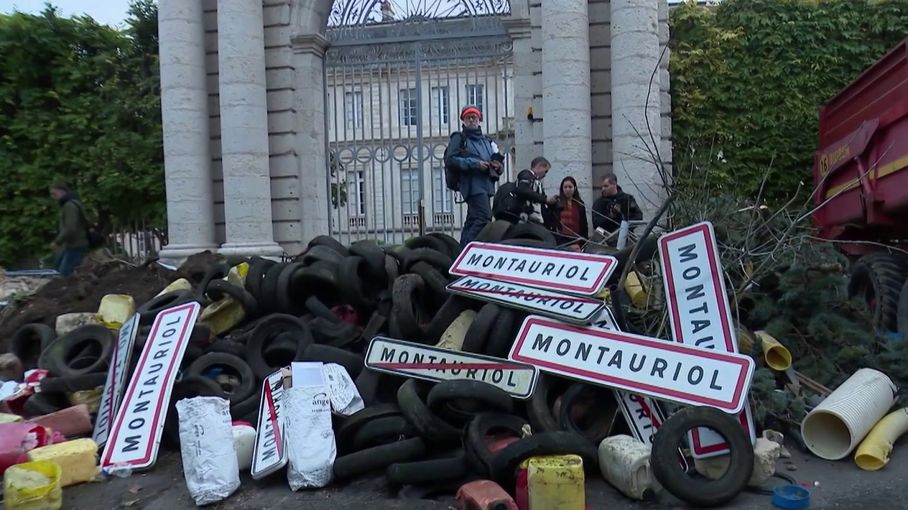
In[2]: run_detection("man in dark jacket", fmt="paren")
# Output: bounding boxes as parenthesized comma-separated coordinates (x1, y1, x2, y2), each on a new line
(445, 105, 502, 247)
(492, 157, 555, 225)
(49, 182, 90, 276)
(592, 173, 643, 234)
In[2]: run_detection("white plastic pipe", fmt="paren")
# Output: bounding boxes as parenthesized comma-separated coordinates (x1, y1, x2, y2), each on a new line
(801, 368, 897, 460)
(598, 434, 661, 500)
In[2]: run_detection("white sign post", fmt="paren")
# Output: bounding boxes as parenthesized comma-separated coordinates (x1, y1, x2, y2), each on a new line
(446, 275, 604, 324)
(660, 221, 757, 458)
(251, 370, 287, 479)
(365, 337, 539, 399)
(101, 303, 200, 470)
(509, 316, 754, 414)
(93, 313, 140, 448)
(449, 242, 617, 296)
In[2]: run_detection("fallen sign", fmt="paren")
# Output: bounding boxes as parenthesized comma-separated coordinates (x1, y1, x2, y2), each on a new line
(446, 275, 604, 324)
(93, 313, 140, 448)
(101, 303, 200, 470)
(660, 221, 757, 458)
(509, 316, 755, 414)
(449, 241, 617, 296)
(365, 336, 539, 399)
(251, 370, 287, 479)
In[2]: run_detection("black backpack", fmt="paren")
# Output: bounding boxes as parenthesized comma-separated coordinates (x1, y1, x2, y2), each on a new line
(492, 181, 521, 222)
(443, 131, 468, 192)
(72, 200, 106, 249)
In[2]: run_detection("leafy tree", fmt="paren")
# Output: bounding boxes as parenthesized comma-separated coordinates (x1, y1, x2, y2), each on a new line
(0, 2, 163, 267)
(670, 0, 908, 202)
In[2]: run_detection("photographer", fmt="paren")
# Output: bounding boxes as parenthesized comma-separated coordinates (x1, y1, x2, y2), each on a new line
(445, 105, 503, 247)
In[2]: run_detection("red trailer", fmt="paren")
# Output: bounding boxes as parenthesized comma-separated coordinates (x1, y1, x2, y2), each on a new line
(812, 38, 908, 334)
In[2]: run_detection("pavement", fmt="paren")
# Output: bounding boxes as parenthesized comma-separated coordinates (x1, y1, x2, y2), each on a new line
(55, 437, 908, 510)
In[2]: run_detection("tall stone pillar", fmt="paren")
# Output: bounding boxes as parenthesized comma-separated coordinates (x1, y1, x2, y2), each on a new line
(217, 0, 283, 258)
(611, 0, 664, 220)
(157, 0, 217, 264)
(503, 15, 534, 172)
(541, 0, 593, 200)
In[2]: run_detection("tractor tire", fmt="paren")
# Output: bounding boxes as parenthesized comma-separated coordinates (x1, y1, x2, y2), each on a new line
(847, 253, 908, 332)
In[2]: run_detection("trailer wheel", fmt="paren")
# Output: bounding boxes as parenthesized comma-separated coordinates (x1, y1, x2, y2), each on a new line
(896, 280, 908, 340)
(847, 253, 908, 332)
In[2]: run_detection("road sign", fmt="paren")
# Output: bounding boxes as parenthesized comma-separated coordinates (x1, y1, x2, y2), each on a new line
(93, 314, 140, 448)
(365, 336, 539, 399)
(251, 370, 287, 479)
(101, 303, 200, 470)
(446, 275, 604, 324)
(449, 241, 617, 296)
(659, 221, 757, 458)
(509, 316, 754, 414)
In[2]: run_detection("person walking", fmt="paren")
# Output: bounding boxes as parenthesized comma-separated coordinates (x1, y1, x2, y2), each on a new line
(549, 176, 589, 251)
(444, 105, 502, 247)
(48, 182, 90, 276)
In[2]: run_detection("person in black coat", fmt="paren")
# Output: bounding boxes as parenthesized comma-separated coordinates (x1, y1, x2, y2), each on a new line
(547, 176, 589, 251)
(592, 173, 643, 234)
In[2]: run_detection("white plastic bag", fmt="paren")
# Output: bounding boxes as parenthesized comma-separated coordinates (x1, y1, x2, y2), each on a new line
(323, 363, 364, 416)
(285, 385, 336, 490)
(177, 396, 240, 505)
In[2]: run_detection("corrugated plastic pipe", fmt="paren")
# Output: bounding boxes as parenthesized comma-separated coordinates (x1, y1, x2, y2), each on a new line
(801, 368, 897, 460)
(854, 407, 908, 471)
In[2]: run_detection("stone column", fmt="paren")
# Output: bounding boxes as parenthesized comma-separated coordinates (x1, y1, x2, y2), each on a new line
(217, 0, 283, 258)
(611, 0, 664, 221)
(291, 34, 331, 244)
(541, 0, 593, 201)
(503, 16, 534, 172)
(157, 0, 217, 264)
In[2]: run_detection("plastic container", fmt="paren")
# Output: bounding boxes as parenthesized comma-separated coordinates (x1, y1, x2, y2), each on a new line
(26, 438, 98, 487)
(772, 484, 810, 509)
(801, 368, 897, 460)
(456, 480, 518, 510)
(436, 310, 476, 351)
(526, 455, 585, 510)
(598, 435, 660, 500)
(233, 422, 257, 471)
(199, 299, 246, 336)
(97, 294, 136, 330)
(624, 271, 648, 308)
(3, 460, 63, 510)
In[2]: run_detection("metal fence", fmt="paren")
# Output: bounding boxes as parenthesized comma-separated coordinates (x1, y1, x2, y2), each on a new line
(107, 218, 165, 262)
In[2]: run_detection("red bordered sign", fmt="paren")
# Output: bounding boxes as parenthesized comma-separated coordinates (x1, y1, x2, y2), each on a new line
(100, 303, 200, 470)
(93, 313, 140, 448)
(449, 242, 617, 296)
(659, 221, 757, 458)
(251, 370, 287, 479)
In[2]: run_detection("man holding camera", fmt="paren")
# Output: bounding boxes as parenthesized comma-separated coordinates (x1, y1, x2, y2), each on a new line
(445, 105, 503, 247)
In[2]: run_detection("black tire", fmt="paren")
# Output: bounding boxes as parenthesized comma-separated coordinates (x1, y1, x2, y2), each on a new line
(408, 262, 449, 308)
(426, 232, 462, 259)
(651, 406, 754, 507)
(354, 369, 384, 407)
(246, 314, 313, 379)
(527, 374, 565, 433)
(338, 256, 380, 312)
(391, 274, 431, 342)
(350, 240, 387, 283)
(290, 262, 340, 305)
(360, 311, 387, 344)
(195, 264, 230, 297)
(421, 295, 471, 344)
(186, 352, 256, 404)
(464, 413, 529, 476)
(557, 383, 619, 445)
(403, 248, 454, 274)
(333, 437, 427, 480)
(205, 280, 259, 317)
(385, 255, 401, 289)
(427, 380, 514, 426)
(10, 323, 55, 369)
(350, 415, 416, 452)
(23, 392, 67, 417)
(336, 403, 402, 445)
(404, 235, 449, 254)
(39, 373, 107, 394)
(503, 223, 557, 246)
(305, 295, 339, 322)
(397, 379, 461, 443)
(297, 244, 345, 267)
(897, 279, 908, 340)
(849, 253, 908, 331)
(309, 317, 360, 348)
(230, 391, 260, 424)
(136, 290, 198, 325)
(307, 235, 349, 256)
(39, 325, 114, 377)
(498, 238, 554, 248)
(207, 339, 249, 358)
(476, 220, 511, 243)
(245, 257, 276, 303)
(461, 303, 500, 354)
(302, 344, 364, 378)
(489, 431, 598, 487)
(275, 262, 308, 315)
(484, 307, 520, 358)
(386, 453, 469, 485)
(163, 376, 225, 448)
(258, 263, 287, 315)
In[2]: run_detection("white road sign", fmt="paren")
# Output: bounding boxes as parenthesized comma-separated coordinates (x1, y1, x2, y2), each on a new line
(446, 275, 604, 324)
(509, 316, 754, 414)
(660, 221, 757, 458)
(449, 242, 617, 296)
(365, 336, 539, 399)
(101, 303, 200, 470)
(251, 370, 287, 479)
(93, 313, 140, 448)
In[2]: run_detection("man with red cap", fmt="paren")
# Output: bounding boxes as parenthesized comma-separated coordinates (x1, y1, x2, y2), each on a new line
(445, 105, 502, 247)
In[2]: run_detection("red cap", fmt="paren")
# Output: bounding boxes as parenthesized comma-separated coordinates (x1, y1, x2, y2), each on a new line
(460, 106, 483, 121)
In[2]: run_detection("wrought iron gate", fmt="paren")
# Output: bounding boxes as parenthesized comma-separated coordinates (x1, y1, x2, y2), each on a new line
(324, 2, 514, 246)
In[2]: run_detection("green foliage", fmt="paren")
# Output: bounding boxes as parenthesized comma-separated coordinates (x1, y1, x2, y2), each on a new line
(670, 0, 908, 202)
(0, 2, 163, 267)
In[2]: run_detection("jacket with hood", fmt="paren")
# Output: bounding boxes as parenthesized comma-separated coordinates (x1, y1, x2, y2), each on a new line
(592, 186, 642, 233)
(444, 125, 499, 198)
(55, 194, 90, 249)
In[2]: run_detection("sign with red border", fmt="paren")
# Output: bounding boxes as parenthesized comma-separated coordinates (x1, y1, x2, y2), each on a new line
(660, 221, 757, 457)
(251, 370, 287, 479)
(449, 242, 617, 296)
(100, 303, 200, 470)
(93, 313, 140, 448)
(509, 316, 754, 414)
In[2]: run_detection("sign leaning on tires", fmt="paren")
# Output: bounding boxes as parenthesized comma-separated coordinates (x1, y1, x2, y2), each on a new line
(101, 303, 200, 470)
(509, 316, 755, 414)
(93, 313, 140, 448)
(251, 370, 287, 479)
(659, 221, 757, 458)
(449, 241, 618, 296)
